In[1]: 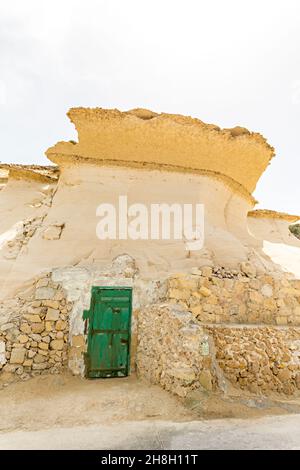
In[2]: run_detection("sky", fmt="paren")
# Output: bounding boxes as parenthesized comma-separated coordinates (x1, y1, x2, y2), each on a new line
(0, 0, 299, 214)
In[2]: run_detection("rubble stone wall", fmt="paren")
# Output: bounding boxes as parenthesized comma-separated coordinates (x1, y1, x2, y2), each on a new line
(136, 303, 220, 397)
(2, 260, 300, 398)
(208, 325, 300, 395)
(166, 265, 300, 326)
(136, 303, 300, 397)
(0, 273, 72, 382)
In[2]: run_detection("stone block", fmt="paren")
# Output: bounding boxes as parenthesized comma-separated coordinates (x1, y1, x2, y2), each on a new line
(17, 335, 29, 344)
(168, 289, 190, 301)
(10, 348, 25, 364)
(31, 323, 45, 334)
(50, 339, 64, 350)
(35, 287, 55, 300)
(45, 308, 60, 321)
(43, 300, 60, 309)
(55, 320, 67, 331)
(24, 314, 41, 323)
(20, 323, 31, 334)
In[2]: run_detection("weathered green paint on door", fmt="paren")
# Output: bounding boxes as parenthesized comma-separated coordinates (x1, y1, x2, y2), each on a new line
(83, 287, 132, 378)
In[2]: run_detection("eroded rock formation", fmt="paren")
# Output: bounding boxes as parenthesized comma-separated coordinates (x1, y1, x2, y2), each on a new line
(0, 107, 299, 397)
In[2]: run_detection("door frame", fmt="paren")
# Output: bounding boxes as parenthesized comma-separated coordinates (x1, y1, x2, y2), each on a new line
(83, 286, 133, 378)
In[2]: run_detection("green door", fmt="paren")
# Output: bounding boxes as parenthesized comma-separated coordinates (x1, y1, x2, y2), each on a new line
(84, 286, 132, 378)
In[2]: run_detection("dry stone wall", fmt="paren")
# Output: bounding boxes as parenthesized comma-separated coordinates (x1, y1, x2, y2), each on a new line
(0, 273, 72, 383)
(2, 258, 300, 399)
(209, 326, 300, 395)
(136, 264, 300, 397)
(136, 303, 220, 397)
(166, 265, 300, 326)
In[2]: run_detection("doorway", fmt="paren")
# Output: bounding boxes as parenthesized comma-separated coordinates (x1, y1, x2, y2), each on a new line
(83, 286, 132, 378)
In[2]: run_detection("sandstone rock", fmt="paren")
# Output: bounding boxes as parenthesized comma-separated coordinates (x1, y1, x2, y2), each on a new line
(42, 336, 51, 343)
(23, 359, 33, 367)
(263, 298, 277, 312)
(34, 354, 47, 363)
(168, 366, 196, 383)
(199, 286, 211, 297)
(240, 262, 256, 278)
(199, 369, 213, 391)
(191, 267, 202, 276)
(276, 316, 288, 325)
(31, 322, 45, 334)
(20, 323, 31, 334)
(27, 350, 36, 358)
(24, 314, 41, 323)
(54, 290, 65, 301)
(30, 333, 42, 342)
(35, 287, 55, 300)
(55, 320, 66, 331)
(43, 300, 59, 309)
(42, 225, 63, 240)
(201, 266, 213, 277)
(249, 291, 263, 304)
(282, 382, 295, 395)
(50, 339, 64, 350)
(32, 363, 48, 370)
(15, 366, 24, 375)
(10, 348, 25, 364)
(0, 323, 14, 332)
(27, 306, 42, 315)
(177, 276, 198, 290)
(261, 284, 273, 298)
(36, 278, 49, 288)
(190, 305, 202, 318)
(38, 342, 49, 350)
(45, 321, 53, 332)
(39, 349, 49, 356)
(17, 335, 29, 344)
(45, 308, 60, 321)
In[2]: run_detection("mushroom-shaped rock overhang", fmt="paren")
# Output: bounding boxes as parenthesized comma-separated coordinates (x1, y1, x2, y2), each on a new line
(46, 107, 275, 195)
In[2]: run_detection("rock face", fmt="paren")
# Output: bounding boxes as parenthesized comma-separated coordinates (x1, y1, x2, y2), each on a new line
(46, 107, 274, 193)
(0, 107, 298, 299)
(1, 107, 300, 398)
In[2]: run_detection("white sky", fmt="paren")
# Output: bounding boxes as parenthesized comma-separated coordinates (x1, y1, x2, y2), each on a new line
(0, 0, 299, 214)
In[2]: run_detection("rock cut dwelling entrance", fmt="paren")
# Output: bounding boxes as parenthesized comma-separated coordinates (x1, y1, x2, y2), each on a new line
(83, 286, 132, 378)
